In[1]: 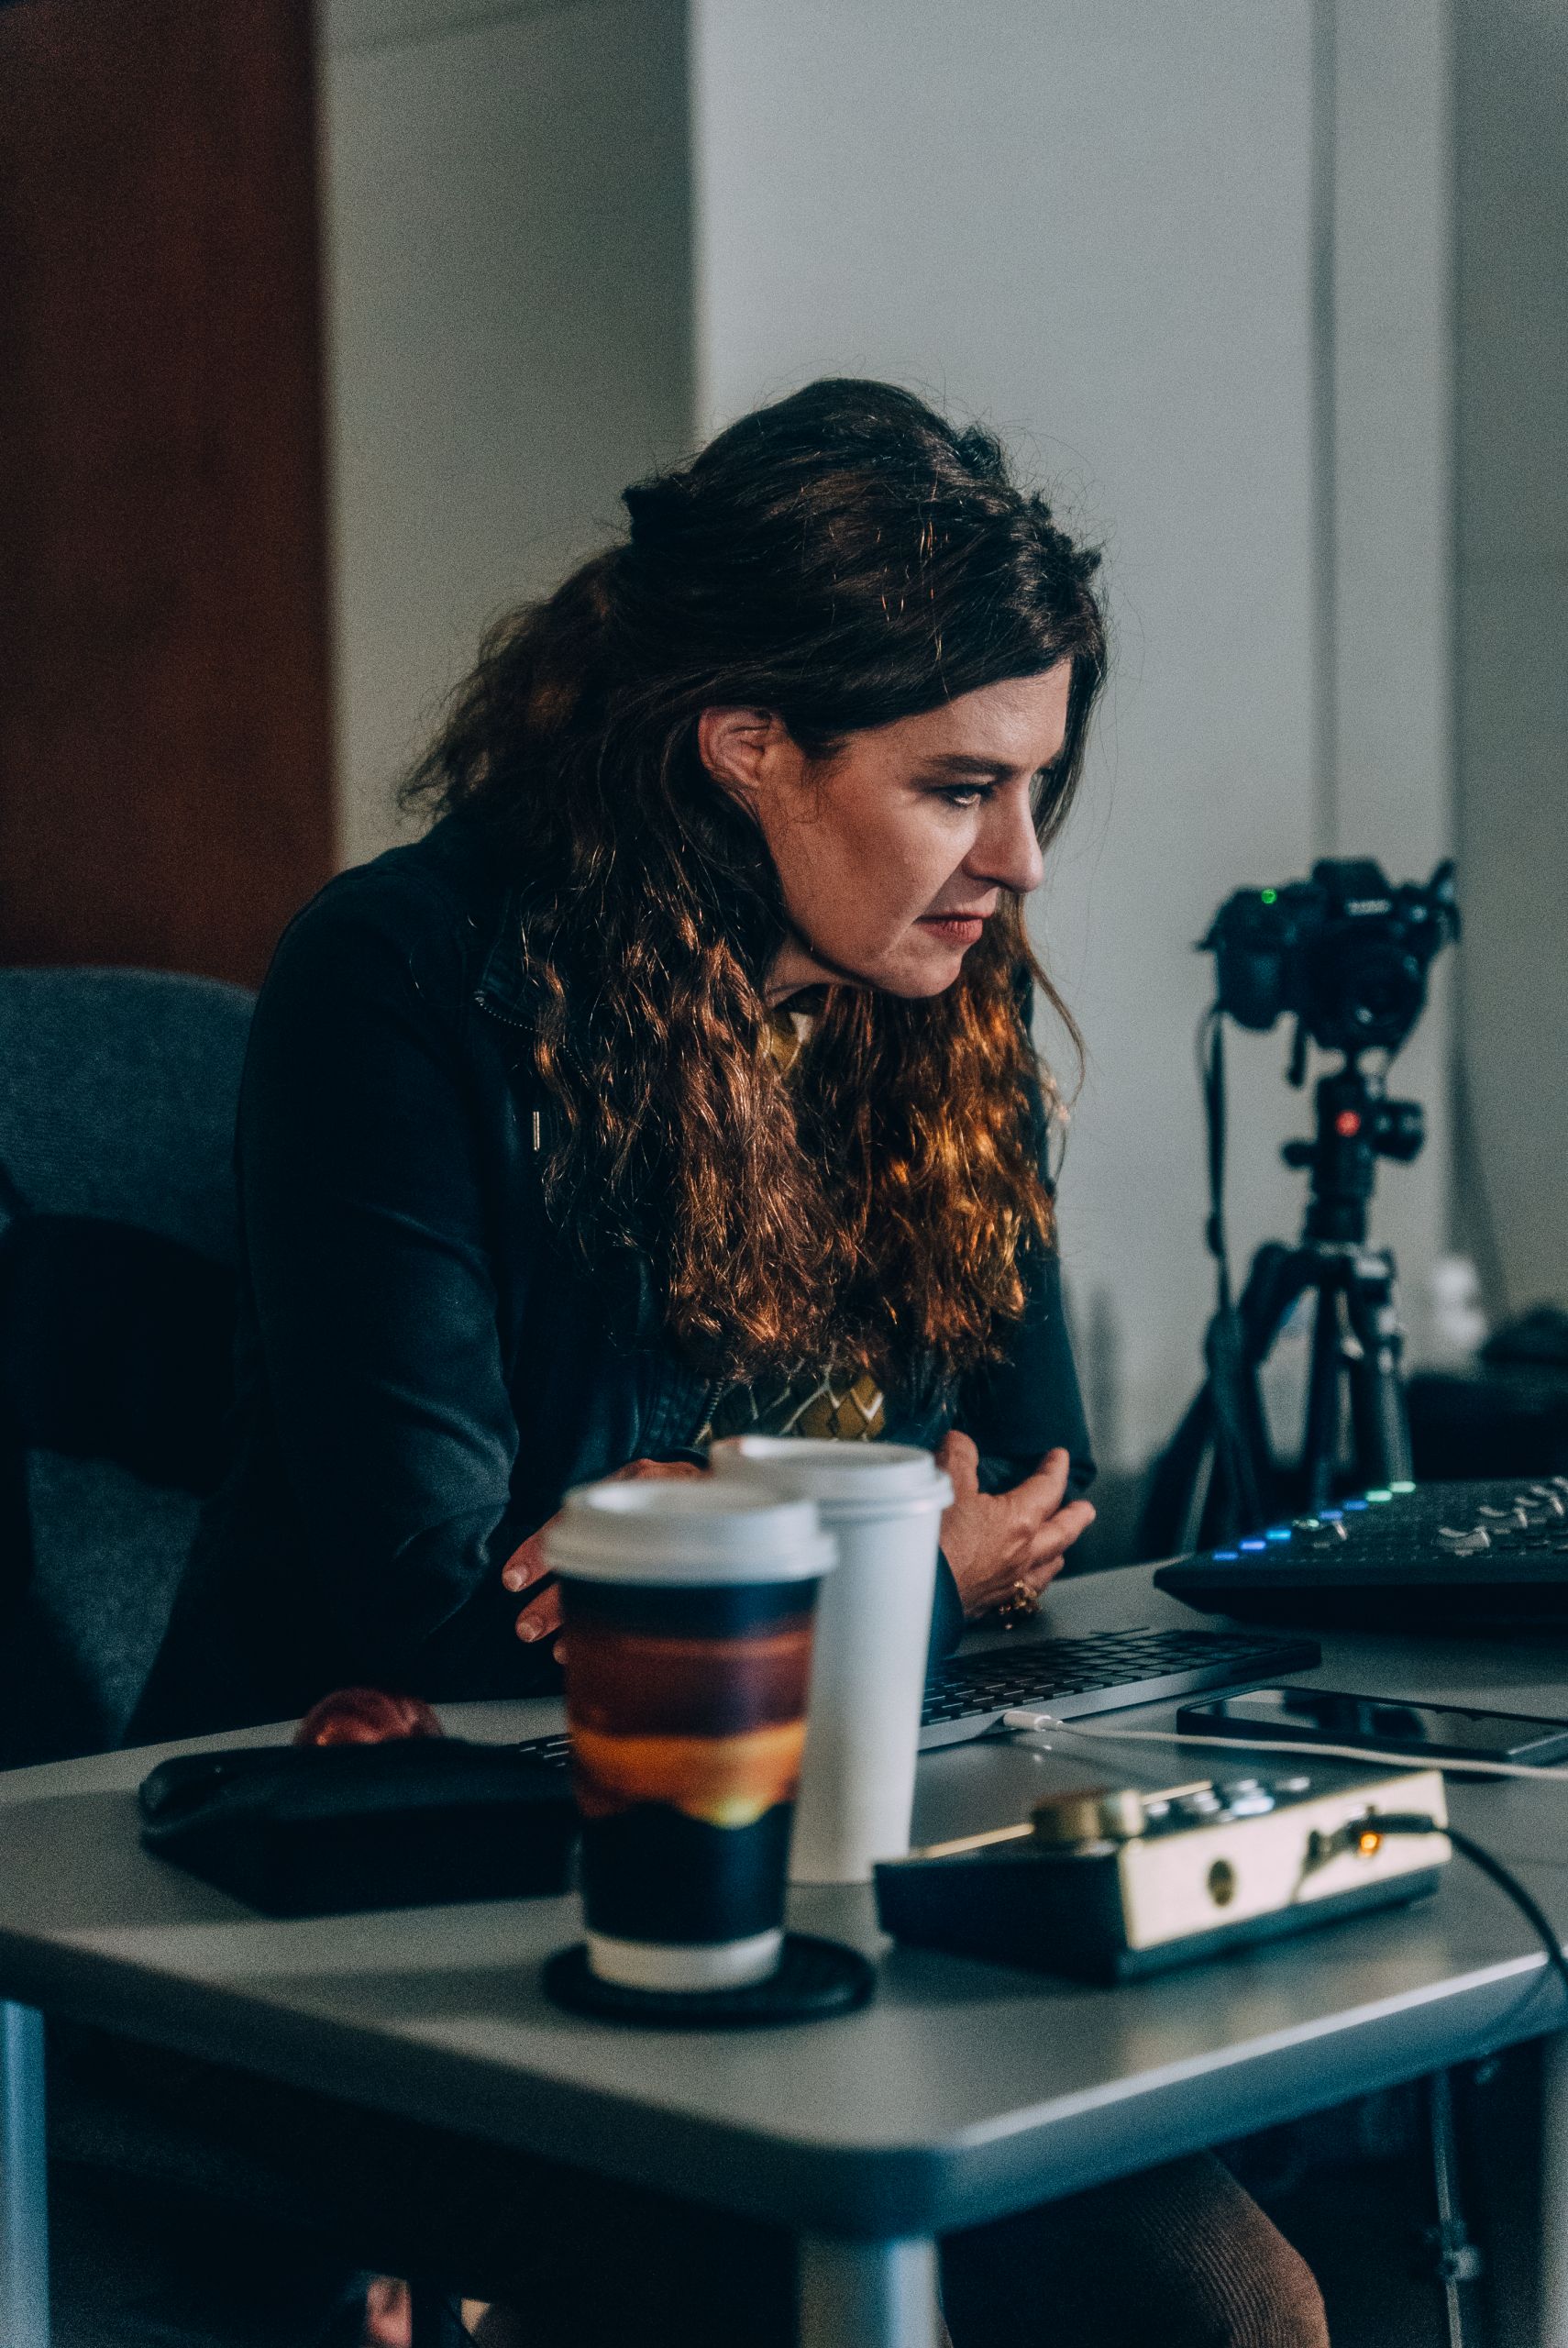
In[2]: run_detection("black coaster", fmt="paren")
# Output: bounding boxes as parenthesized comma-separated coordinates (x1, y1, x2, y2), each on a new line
(542, 1933, 875, 2028)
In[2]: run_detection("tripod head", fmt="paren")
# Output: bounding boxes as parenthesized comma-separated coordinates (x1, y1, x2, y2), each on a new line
(1198, 855, 1456, 1254)
(1282, 1055, 1425, 1247)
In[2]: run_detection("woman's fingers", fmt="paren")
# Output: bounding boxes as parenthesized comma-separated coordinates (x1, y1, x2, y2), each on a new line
(502, 1461, 704, 1594)
(502, 1531, 562, 1639)
(503, 1459, 704, 1642)
(515, 1582, 564, 1644)
(501, 1527, 558, 1640)
(500, 1532, 546, 1593)
(1027, 1500, 1097, 1577)
(1020, 1447, 1072, 1520)
(610, 1457, 707, 1482)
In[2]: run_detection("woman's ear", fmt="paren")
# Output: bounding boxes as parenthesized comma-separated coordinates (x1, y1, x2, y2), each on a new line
(697, 707, 784, 812)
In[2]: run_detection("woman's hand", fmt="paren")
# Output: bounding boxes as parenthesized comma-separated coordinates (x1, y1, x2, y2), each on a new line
(501, 1457, 708, 1645)
(933, 1429, 1096, 1622)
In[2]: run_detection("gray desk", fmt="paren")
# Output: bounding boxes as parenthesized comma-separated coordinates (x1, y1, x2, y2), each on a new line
(6, 1561, 1568, 2348)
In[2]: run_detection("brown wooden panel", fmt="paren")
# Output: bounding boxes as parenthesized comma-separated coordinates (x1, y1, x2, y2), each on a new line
(0, 0, 336, 985)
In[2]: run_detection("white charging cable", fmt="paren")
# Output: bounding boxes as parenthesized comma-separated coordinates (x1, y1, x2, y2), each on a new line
(999, 1710, 1568, 1786)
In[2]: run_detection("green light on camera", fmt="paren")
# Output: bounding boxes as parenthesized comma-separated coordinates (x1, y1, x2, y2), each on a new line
(1260, 888, 1277, 903)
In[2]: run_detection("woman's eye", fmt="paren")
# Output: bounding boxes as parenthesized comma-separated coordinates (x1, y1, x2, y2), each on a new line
(935, 785, 991, 810)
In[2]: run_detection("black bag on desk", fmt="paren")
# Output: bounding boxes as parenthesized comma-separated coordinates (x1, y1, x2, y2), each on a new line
(138, 1738, 578, 1916)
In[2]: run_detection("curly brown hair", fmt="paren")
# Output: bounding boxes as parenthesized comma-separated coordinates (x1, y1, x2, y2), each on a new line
(404, 380, 1106, 1398)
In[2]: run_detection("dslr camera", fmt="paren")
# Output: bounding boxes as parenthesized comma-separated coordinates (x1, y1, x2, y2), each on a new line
(1203, 858, 1459, 1060)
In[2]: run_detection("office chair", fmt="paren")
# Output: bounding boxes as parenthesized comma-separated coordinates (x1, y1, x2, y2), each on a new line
(0, 969, 482, 2346)
(0, 966, 252, 1768)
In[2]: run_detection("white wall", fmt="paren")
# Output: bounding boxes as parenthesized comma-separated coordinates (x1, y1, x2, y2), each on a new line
(1452, 0, 1568, 1316)
(320, 0, 694, 868)
(1326, 0, 1455, 1323)
(691, 0, 1320, 1466)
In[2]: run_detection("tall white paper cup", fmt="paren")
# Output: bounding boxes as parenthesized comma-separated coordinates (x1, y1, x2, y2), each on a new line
(707, 1437, 952, 1883)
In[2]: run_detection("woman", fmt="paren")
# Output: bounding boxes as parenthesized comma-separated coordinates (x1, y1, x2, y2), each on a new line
(131, 378, 1100, 1735)
(116, 381, 1326, 2348)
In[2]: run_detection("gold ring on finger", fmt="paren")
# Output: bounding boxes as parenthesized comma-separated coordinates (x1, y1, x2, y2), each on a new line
(996, 1578, 1042, 1630)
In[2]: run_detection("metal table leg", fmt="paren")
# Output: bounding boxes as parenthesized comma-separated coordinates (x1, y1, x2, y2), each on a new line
(1, 2002, 50, 2348)
(1540, 2032, 1568, 2347)
(797, 2233, 941, 2348)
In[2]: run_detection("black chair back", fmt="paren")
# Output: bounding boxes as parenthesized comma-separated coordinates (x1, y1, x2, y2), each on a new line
(0, 968, 252, 1764)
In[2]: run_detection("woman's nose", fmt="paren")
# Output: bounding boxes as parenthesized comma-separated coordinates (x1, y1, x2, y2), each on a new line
(970, 789, 1044, 897)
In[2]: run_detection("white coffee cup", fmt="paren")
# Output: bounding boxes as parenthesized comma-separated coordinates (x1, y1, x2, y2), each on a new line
(707, 1438, 953, 1884)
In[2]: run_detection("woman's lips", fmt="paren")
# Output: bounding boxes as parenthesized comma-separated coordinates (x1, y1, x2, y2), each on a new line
(918, 914, 985, 944)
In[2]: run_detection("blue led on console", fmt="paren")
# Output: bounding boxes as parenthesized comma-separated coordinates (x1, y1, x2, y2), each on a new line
(1342, 1499, 1369, 1512)
(1320, 1508, 1343, 1520)
(1213, 1550, 1239, 1560)
(1265, 1528, 1292, 1542)
(1240, 1538, 1267, 1551)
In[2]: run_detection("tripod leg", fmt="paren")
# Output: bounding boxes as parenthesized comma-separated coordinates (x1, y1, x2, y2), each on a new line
(1137, 1386, 1219, 1558)
(1143, 1243, 1336, 1554)
(1301, 1280, 1345, 1512)
(1203, 1306, 1265, 1540)
(1343, 1250, 1413, 1486)
(1211, 1244, 1319, 1536)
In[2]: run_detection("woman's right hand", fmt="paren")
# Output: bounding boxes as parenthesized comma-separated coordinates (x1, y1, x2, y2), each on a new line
(500, 1456, 708, 1645)
(933, 1429, 1096, 1622)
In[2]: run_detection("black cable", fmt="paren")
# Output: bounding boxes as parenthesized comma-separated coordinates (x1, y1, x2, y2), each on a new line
(1198, 1005, 1264, 1534)
(1370, 1815, 1568, 2007)
(1200, 1004, 1231, 1301)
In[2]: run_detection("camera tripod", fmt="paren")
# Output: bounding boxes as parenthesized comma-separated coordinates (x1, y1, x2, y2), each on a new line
(1142, 1037, 1425, 1556)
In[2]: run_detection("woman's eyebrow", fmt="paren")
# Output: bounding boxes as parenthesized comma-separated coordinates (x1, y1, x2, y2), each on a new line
(916, 752, 1021, 781)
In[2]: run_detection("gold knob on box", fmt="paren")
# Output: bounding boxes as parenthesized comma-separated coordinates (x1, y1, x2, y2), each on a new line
(1031, 1787, 1148, 1847)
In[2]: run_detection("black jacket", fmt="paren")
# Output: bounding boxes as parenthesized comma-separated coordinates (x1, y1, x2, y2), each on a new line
(131, 815, 1093, 1743)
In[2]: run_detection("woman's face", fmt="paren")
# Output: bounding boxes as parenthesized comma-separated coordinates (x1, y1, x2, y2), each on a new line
(699, 664, 1072, 1002)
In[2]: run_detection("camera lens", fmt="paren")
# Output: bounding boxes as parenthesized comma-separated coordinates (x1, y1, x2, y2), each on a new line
(1313, 936, 1424, 1051)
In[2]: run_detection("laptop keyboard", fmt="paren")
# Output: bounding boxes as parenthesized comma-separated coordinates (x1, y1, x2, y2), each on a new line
(514, 1623, 1320, 1767)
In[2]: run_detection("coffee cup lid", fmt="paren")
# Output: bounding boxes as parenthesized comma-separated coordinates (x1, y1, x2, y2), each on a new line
(708, 1436, 953, 1516)
(543, 1478, 837, 1585)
